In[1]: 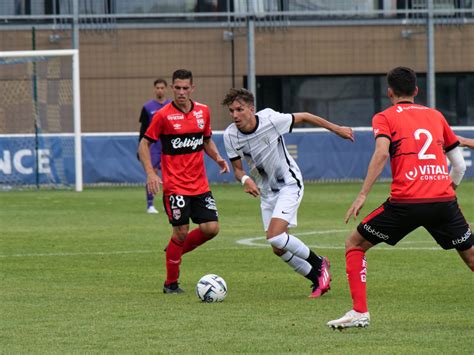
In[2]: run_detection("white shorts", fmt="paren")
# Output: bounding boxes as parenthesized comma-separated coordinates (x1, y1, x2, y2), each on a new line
(260, 184, 304, 231)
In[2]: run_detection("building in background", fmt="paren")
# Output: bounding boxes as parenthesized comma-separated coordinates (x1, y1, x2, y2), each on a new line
(1, 0, 474, 132)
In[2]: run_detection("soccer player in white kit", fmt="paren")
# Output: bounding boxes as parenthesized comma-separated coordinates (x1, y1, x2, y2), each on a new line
(222, 88, 354, 297)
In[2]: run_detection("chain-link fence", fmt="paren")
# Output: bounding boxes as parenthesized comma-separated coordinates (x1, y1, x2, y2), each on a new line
(1, 0, 474, 133)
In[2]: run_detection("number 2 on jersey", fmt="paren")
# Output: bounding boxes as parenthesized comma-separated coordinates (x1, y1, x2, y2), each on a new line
(414, 128, 436, 160)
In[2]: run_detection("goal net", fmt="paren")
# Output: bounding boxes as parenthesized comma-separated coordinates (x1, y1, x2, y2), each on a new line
(0, 49, 82, 191)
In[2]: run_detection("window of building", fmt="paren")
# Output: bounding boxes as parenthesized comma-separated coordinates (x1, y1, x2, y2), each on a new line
(256, 73, 474, 126)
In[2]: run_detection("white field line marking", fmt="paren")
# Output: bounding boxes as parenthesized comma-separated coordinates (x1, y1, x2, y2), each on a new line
(0, 250, 154, 258)
(235, 229, 445, 251)
(236, 229, 350, 247)
(1, 226, 466, 258)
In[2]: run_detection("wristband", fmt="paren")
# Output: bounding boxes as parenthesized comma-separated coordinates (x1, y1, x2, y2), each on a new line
(241, 175, 250, 185)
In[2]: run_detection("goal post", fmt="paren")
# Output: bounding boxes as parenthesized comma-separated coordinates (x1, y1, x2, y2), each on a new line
(0, 49, 83, 191)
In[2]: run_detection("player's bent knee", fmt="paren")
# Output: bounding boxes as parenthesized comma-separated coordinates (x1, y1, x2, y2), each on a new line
(457, 246, 474, 271)
(200, 222, 219, 239)
(267, 232, 287, 249)
(345, 230, 373, 252)
(172, 224, 189, 240)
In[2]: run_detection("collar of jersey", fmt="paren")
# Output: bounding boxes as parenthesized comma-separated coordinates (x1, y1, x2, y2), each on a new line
(172, 100, 194, 114)
(238, 115, 260, 135)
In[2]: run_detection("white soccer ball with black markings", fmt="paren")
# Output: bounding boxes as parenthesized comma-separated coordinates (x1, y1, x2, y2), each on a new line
(196, 274, 227, 303)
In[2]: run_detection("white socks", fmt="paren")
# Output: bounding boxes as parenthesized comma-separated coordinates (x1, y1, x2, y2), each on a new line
(268, 232, 310, 259)
(280, 251, 311, 276)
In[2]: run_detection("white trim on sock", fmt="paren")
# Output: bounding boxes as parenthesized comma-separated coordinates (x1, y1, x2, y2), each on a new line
(280, 251, 311, 276)
(267, 232, 310, 259)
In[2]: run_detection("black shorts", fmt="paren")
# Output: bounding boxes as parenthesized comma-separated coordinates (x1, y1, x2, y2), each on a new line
(163, 191, 219, 227)
(357, 199, 472, 251)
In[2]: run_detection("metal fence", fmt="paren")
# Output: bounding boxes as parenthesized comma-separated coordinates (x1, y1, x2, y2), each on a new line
(1, 1, 474, 132)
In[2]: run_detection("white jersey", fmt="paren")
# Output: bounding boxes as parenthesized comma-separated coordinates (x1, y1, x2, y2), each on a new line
(223, 108, 303, 193)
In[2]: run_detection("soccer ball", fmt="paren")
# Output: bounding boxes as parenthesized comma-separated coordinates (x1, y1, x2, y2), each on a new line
(195, 274, 227, 303)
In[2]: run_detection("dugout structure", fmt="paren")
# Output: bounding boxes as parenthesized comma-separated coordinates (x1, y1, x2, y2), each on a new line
(0, 49, 83, 191)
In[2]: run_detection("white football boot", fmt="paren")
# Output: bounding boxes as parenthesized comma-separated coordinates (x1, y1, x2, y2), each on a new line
(327, 310, 370, 330)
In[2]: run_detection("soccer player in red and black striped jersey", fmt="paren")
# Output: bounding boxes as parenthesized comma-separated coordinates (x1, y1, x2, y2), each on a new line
(327, 67, 473, 330)
(138, 69, 229, 294)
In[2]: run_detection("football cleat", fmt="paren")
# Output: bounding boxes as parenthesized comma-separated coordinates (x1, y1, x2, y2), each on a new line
(327, 310, 370, 330)
(309, 257, 331, 298)
(163, 282, 184, 294)
(147, 206, 159, 214)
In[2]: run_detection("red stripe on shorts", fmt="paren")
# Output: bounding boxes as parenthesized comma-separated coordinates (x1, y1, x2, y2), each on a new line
(163, 195, 172, 219)
(362, 205, 385, 224)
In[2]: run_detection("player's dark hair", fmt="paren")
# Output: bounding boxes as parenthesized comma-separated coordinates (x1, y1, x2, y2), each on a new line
(221, 88, 255, 107)
(154, 78, 167, 86)
(172, 69, 193, 84)
(387, 67, 417, 97)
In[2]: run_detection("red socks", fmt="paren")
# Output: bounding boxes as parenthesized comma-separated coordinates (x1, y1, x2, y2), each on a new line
(165, 237, 184, 285)
(165, 228, 211, 285)
(346, 248, 368, 313)
(183, 228, 209, 254)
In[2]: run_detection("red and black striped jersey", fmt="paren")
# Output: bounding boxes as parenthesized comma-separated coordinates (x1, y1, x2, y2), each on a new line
(144, 100, 212, 196)
(372, 103, 459, 203)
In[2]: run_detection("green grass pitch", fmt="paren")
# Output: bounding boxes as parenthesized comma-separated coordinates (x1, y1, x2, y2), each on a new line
(1, 182, 473, 353)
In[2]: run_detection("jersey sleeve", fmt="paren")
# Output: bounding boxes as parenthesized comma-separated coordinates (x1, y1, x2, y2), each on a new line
(372, 113, 391, 140)
(270, 109, 294, 136)
(139, 106, 148, 124)
(144, 111, 163, 143)
(138, 107, 149, 142)
(223, 129, 240, 161)
(441, 115, 460, 152)
(204, 107, 212, 139)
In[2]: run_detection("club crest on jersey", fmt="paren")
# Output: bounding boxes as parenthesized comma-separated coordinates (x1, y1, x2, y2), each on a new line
(197, 118, 205, 129)
(172, 208, 181, 220)
(262, 136, 271, 146)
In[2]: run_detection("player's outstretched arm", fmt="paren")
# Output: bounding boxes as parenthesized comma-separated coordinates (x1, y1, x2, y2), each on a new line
(458, 136, 474, 149)
(293, 112, 354, 142)
(138, 138, 162, 195)
(230, 159, 259, 197)
(345, 137, 390, 223)
(446, 146, 466, 189)
(203, 138, 230, 174)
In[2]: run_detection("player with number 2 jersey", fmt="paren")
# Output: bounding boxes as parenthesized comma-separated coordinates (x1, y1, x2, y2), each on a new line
(373, 101, 459, 202)
(327, 66, 473, 331)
